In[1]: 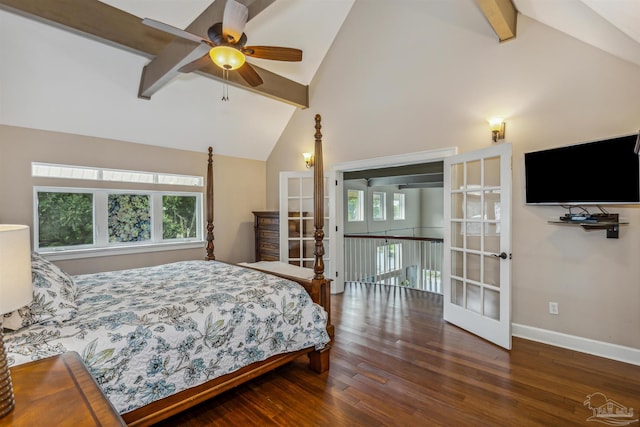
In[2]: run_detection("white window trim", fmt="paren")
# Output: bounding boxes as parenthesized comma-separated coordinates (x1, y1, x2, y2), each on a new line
(34, 186, 204, 256)
(41, 241, 205, 261)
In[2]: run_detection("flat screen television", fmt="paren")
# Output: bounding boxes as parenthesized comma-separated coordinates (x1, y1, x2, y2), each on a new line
(524, 134, 640, 205)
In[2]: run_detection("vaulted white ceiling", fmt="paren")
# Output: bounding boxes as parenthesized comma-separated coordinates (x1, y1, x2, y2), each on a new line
(514, 0, 640, 68)
(1, 0, 638, 160)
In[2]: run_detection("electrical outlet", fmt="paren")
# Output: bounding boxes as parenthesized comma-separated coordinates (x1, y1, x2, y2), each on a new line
(549, 302, 559, 315)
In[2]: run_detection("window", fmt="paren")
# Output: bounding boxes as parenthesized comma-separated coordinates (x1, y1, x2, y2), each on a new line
(347, 189, 364, 222)
(372, 192, 386, 221)
(162, 195, 198, 239)
(393, 193, 405, 220)
(37, 191, 94, 248)
(35, 187, 202, 253)
(376, 243, 402, 274)
(32, 162, 204, 258)
(32, 162, 203, 186)
(108, 193, 151, 243)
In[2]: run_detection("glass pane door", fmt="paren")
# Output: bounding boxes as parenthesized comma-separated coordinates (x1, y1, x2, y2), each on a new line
(443, 144, 512, 349)
(280, 172, 331, 273)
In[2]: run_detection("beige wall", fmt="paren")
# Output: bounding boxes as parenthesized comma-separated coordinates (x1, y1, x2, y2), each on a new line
(0, 125, 265, 274)
(420, 188, 444, 239)
(266, 2, 640, 350)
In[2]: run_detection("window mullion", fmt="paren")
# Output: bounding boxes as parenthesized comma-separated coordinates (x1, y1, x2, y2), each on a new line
(152, 193, 163, 243)
(197, 193, 203, 240)
(95, 191, 108, 247)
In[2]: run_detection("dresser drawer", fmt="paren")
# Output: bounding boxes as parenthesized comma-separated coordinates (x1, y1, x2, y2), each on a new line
(257, 216, 279, 228)
(258, 229, 278, 240)
(258, 240, 279, 252)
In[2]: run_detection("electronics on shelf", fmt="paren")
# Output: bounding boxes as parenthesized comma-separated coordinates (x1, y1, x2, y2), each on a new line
(559, 213, 619, 223)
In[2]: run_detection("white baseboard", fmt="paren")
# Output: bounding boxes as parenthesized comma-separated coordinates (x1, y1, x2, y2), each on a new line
(512, 323, 640, 366)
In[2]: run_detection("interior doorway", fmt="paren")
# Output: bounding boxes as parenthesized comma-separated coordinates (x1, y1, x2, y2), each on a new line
(329, 147, 457, 294)
(330, 144, 513, 350)
(342, 162, 445, 294)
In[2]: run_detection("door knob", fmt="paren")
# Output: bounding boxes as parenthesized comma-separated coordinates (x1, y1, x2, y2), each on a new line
(491, 252, 508, 259)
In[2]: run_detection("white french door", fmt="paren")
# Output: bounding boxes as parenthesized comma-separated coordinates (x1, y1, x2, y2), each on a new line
(443, 143, 512, 349)
(279, 171, 330, 273)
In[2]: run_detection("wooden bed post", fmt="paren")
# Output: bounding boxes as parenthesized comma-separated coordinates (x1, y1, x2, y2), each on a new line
(205, 147, 215, 260)
(308, 114, 331, 373)
(313, 114, 325, 280)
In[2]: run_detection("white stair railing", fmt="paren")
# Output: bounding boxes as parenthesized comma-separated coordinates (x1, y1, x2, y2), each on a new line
(344, 234, 443, 294)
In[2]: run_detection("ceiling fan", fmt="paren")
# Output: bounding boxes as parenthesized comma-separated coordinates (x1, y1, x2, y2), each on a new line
(142, 0, 302, 88)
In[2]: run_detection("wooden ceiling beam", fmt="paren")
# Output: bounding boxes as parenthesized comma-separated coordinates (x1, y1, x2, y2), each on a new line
(476, 0, 518, 42)
(0, 0, 309, 109)
(137, 0, 228, 101)
(0, 0, 172, 56)
(138, 1, 225, 99)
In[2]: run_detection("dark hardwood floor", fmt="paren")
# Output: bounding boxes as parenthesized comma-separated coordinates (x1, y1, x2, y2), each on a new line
(155, 282, 640, 426)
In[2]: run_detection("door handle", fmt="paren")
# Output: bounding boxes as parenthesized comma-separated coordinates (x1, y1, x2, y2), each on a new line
(491, 252, 509, 260)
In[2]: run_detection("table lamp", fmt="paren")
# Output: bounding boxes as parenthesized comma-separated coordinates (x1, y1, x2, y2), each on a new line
(0, 225, 32, 419)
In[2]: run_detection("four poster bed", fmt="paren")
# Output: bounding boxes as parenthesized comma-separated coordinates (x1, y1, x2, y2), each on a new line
(3, 115, 331, 426)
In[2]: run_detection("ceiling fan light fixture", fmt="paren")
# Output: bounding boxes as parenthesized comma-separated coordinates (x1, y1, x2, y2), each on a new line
(209, 46, 245, 70)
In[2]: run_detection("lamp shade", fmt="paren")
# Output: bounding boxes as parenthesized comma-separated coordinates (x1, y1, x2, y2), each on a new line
(209, 46, 246, 70)
(0, 225, 32, 314)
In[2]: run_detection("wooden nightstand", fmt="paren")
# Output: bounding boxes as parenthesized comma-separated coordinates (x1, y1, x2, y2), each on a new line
(0, 352, 125, 427)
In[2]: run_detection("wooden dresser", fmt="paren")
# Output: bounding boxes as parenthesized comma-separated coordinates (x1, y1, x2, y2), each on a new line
(253, 211, 280, 262)
(1, 352, 125, 427)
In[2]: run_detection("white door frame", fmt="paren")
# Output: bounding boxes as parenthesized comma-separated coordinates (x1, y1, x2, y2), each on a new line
(329, 147, 458, 294)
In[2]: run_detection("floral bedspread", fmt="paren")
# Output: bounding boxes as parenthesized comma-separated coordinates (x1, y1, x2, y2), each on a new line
(5, 260, 330, 414)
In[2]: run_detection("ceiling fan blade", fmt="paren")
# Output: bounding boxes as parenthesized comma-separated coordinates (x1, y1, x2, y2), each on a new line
(177, 53, 212, 74)
(142, 18, 210, 45)
(222, 0, 248, 44)
(242, 46, 303, 62)
(237, 62, 264, 87)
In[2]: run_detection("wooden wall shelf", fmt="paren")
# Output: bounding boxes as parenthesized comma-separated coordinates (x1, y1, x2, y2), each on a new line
(548, 214, 628, 239)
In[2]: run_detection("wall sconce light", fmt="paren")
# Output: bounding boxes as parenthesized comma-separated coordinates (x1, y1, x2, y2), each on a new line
(489, 118, 506, 142)
(302, 152, 314, 168)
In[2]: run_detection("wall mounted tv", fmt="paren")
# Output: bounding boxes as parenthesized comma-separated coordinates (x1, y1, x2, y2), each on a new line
(524, 134, 640, 205)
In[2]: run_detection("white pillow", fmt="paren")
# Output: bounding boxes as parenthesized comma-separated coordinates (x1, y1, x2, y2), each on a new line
(2, 253, 78, 331)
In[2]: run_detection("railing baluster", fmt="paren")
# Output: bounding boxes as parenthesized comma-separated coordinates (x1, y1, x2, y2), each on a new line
(344, 233, 443, 294)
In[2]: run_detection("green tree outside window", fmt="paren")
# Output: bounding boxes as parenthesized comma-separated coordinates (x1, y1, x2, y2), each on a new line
(162, 195, 197, 239)
(108, 194, 151, 242)
(38, 192, 94, 248)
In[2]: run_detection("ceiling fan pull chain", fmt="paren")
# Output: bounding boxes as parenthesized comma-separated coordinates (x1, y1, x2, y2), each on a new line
(222, 68, 229, 101)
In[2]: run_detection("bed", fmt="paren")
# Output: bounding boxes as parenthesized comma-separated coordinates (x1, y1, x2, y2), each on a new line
(3, 114, 332, 426)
